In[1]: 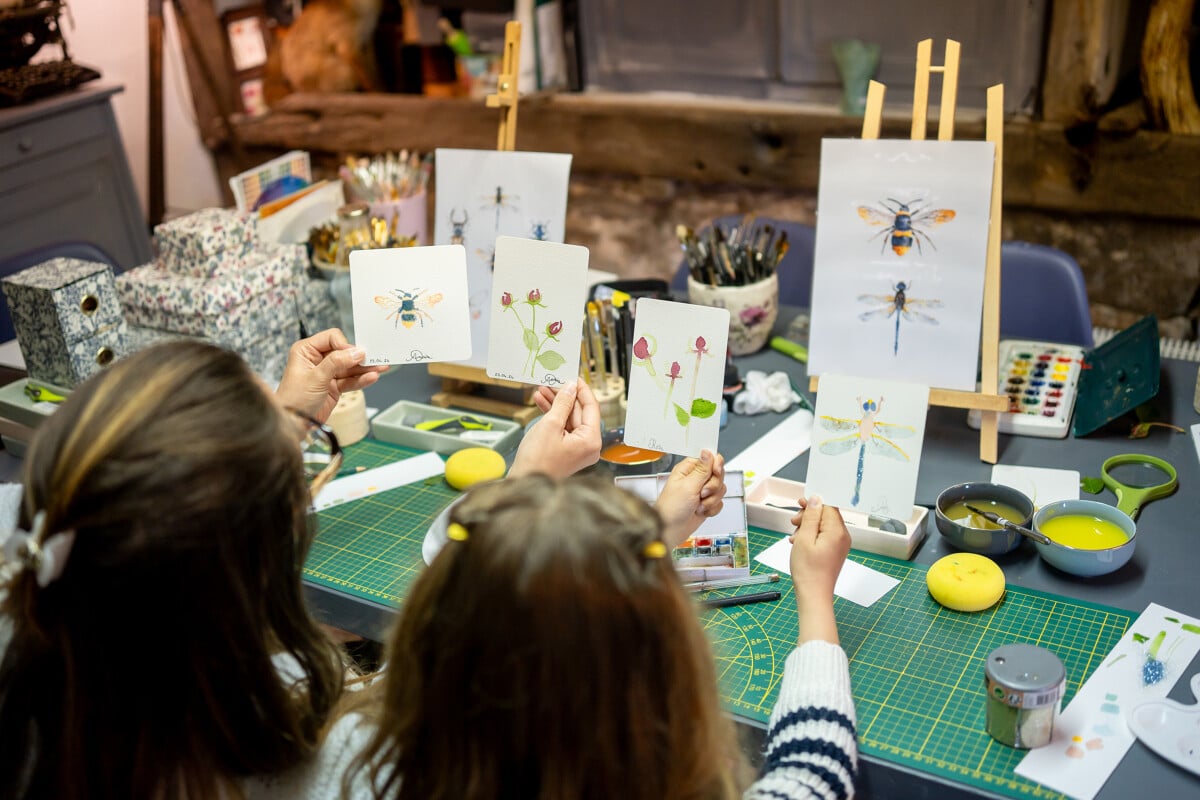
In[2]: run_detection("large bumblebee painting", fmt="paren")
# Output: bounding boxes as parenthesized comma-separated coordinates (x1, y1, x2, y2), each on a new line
(857, 198, 956, 257)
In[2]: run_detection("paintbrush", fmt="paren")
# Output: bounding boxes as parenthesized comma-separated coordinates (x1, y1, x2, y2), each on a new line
(964, 504, 1051, 545)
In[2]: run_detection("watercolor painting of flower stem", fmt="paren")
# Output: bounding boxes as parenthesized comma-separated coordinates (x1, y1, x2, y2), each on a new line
(632, 333, 719, 440)
(499, 288, 566, 378)
(622, 299, 729, 458)
(485, 236, 589, 387)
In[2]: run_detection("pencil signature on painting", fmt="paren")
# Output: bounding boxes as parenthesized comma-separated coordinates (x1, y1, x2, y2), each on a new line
(818, 395, 915, 507)
(500, 289, 566, 379)
(408, 350, 432, 361)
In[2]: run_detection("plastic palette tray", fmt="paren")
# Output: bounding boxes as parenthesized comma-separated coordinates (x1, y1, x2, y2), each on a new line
(968, 339, 1085, 439)
(745, 476, 927, 559)
(371, 400, 522, 455)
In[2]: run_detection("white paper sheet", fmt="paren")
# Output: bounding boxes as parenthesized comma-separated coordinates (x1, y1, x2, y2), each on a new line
(1015, 603, 1200, 799)
(805, 373, 929, 519)
(433, 148, 573, 368)
(622, 299, 729, 458)
(807, 139, 995, 391)
(349, 246, 473, 366)
(1191, 423, 1200, 467)
(754, 536, 900, 607)
(486, 236, 589, 387)
(990, 464, 1080, 507)
(725, 409, 814, 491)
(312, 451, 445, 511)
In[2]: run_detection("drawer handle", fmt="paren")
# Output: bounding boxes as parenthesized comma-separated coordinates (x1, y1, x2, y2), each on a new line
(95, 346, 114, 366)
(17, 137, 33, 153)
(80, 295, 99, 315)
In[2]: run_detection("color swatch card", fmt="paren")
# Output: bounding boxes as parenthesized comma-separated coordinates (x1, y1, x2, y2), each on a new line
(349, 245, 472, 366)
(805, 374, 929, 519)
(623, 298, 729, 458)
(807, 139, 995, 391)
(486, 236, 589, 386)
(1016, 603, 1200, 800)
(434, 148, 573, 368)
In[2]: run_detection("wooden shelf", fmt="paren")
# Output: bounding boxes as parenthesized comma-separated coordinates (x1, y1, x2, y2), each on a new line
(229, 90, 1200, 222)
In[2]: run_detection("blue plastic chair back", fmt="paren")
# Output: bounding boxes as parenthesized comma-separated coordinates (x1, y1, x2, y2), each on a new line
(0, 241, 119, 343)
(671, 216, 817, 308)
(999, 241, 1093, 348)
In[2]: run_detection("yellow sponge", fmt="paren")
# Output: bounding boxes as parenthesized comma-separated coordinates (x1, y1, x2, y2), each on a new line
(927, 553, 1006, 612)
(444, 447, 506, 491)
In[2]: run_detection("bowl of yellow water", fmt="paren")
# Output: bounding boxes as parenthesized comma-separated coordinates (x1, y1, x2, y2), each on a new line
(935, 482, 1035, 555)
(1032, 499, 1136, 577)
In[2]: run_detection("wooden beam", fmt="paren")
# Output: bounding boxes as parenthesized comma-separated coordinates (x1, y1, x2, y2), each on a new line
(174, 0, 241, 150)
(232, 91, 1200, 222)
(1142, 0, 1200, 134)
(1042, 0, 1130, 125)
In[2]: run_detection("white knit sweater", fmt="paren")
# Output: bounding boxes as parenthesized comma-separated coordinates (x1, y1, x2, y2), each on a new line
(745, 640, 859, 800)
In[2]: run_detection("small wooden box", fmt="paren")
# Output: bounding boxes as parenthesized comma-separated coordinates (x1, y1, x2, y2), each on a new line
(1, 258, 127, 387)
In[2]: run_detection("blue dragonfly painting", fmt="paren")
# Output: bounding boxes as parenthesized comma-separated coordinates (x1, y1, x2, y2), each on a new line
(858, 281, 942, 355)
(818, 396, 915, 507)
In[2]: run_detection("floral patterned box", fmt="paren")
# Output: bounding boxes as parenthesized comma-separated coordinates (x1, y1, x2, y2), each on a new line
(299, 277, 340, 334)
(127, 324, 293, 383)
(120, 284, 300, 351)
(117, 243, 305, 318)
(1, 258, 127, 387)
(154, 207, 257, 278)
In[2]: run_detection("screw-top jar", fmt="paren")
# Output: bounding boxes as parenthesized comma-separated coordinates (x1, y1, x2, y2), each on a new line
(335, 202, 374, 267)
(985, 643, 1066, 748)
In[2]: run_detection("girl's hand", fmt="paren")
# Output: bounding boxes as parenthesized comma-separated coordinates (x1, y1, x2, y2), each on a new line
(508, 379, 602, 479)
(788, 496, 850, 644)
(654, 450, 726, 547)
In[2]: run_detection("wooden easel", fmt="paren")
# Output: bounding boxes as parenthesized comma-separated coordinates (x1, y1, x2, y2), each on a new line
(427, 21, 541, 425)
(809, 39, 1008, 463)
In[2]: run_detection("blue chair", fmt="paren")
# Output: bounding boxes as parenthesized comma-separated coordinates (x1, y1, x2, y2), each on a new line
(671, 216, 817, 307)
(999, 241, 1094, 348)
(0, 241, 120, 343)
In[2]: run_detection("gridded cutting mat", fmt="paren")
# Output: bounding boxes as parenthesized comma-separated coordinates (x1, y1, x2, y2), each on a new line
(303, 440, 455, 605)
(702, 526, 1135, 800)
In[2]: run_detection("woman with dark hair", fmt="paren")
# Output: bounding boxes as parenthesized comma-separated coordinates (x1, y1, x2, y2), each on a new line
(0, 331, 385, 800)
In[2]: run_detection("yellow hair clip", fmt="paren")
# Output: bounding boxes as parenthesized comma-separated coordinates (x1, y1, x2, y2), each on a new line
(642, 540, 667, 559)
(447, 522, 469, 542)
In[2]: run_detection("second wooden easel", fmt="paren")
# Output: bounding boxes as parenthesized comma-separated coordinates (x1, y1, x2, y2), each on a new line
(809, 39, 1009, 463)
(426, 21, 542, 425)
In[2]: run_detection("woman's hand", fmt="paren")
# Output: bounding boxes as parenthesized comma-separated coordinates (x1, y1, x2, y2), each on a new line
(508, 379, 602, 479)
(275, 329, 387, 423)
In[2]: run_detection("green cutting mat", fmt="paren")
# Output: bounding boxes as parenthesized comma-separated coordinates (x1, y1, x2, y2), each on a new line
(303, 442, 1135, 800)
(304, 440, 456, 605)
(704, 525, 1135, 800)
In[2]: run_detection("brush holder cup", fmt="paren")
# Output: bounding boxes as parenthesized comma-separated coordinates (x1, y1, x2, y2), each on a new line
(687, 273, 778, 356)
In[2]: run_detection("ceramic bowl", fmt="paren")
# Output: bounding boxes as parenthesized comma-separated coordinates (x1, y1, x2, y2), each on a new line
(1032, 499, 1136, 577)
(934, 482, 1035, 555)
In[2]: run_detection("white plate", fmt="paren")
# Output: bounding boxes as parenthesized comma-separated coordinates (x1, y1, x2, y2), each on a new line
(1127, 672, 1200, 778)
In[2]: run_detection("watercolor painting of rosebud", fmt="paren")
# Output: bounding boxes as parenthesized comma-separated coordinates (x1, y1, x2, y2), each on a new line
(623, 299, 730, 458)
(485, 236, 590, 387)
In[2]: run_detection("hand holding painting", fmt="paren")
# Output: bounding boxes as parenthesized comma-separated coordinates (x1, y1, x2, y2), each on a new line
(508, 380, 602, 479)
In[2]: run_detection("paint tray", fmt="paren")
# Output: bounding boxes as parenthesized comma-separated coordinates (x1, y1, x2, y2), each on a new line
(371, 400, 522, 455)
(745, 476, 928, 560)
(1073, 315, 1161, 437)
(615, 470, 750, 582)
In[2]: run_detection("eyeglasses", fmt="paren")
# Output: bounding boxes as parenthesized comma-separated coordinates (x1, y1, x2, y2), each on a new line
(289, 408, 343, 498)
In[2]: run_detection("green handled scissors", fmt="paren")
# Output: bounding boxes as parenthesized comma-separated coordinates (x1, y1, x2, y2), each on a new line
(1101, 454, 1177, 520)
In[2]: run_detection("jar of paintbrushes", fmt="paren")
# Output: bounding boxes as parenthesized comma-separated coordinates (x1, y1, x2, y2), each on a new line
(678, 217, 784, 355)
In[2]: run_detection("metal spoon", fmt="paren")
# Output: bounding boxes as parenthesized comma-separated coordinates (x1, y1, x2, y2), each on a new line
(964, 503, 1051, 546)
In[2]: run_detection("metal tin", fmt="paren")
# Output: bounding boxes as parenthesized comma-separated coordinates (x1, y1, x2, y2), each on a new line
(985, 643, 1065, 748)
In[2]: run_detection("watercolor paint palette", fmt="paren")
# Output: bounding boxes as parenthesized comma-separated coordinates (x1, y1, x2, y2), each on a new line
(968, 339, 1086, 439)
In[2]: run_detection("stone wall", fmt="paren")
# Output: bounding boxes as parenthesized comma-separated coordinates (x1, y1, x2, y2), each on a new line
(563, 173, 1200, 341)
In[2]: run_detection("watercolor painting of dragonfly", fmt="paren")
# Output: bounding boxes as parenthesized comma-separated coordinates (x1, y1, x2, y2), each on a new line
(817, 396, 915, 507)
(858, 281, 942, 355)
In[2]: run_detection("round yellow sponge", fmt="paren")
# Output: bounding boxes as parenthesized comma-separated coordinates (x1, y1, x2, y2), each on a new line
(444, 447, 506, 491)
(927, 553, 1006, 612)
